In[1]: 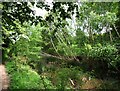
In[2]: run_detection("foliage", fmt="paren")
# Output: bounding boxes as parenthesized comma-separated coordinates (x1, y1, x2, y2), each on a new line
(81, 44, 119, 67)
(14, 23, 42, 62)
(55, 67, 82, 89)
(2, 2, 77, 61)
(78, 43, 120, 77)
(99, 78, 120, 89)
(6, 61, 43, 89)
(2, 2, 34, 61)
(6, 61, 54, 89)
(76, 2, 119, 43)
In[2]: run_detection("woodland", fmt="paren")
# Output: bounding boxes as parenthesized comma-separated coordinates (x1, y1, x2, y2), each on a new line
(1, 1, 120, 89)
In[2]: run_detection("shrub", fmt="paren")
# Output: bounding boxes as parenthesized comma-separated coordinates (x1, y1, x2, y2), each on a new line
(55, 67, 83, 89)
(6, 61, 54, 89)
(80, 44, 119, 67)
(79, 43, 120, 77)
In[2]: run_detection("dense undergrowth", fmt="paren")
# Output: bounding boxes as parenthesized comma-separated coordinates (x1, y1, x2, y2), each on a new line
(6, 60, 55, 89)
(5, 42, 120, 89)
(5, 54, 120, 89)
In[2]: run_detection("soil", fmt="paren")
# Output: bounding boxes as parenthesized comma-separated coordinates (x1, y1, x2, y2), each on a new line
(0, 64, 9, 90)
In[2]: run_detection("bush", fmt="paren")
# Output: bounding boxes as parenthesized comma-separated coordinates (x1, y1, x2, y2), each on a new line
(79, 43, 120, 77)
(55, 67, 83, 89)
(80, 44, 119, 67)
(6, 61, 54, 89)
(99, 79, 120, 89)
